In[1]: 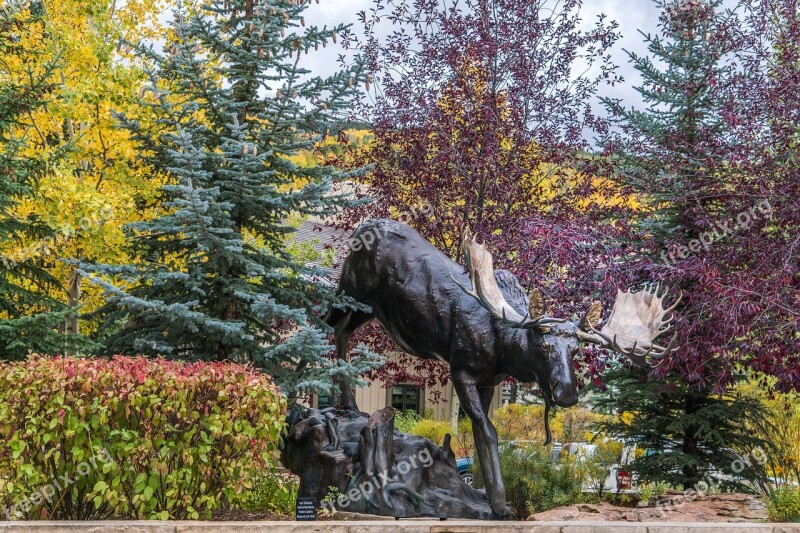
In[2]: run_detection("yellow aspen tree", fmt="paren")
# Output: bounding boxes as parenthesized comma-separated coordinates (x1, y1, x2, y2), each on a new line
(3, 0, 164, 339)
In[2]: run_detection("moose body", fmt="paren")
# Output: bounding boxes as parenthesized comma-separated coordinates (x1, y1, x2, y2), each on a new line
(326, 219, 678, 518)
(330, 219, 578, 402)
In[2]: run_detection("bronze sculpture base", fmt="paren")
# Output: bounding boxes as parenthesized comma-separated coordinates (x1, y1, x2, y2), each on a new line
(280, 406, 495, 519)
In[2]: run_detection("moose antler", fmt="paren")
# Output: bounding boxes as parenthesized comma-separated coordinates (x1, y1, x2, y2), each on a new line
(578, 284, 682, 366)
(451, 229, 565, 329)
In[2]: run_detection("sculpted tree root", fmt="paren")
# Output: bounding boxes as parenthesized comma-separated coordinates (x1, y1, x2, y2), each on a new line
(280, 406, 493, 519)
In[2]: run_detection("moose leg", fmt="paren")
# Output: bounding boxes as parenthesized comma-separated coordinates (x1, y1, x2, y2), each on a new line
(542, 395, 553, 446)
(453, 371, 507, 518)
(329, 310, 372, 410)
(479, 385, 494, 414)
(478, 385, 511, 517)
(476, 384, 496, 499)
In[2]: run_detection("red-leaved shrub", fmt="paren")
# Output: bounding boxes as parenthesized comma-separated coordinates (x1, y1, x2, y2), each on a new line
(0, 356, 285, 520)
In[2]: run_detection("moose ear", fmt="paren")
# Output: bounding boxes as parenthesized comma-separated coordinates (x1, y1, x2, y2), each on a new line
(529, 288, 546, 321)
(580, 300, 603, 331)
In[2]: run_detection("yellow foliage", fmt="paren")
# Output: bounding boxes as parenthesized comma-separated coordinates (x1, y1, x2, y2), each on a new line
(492, 403, 601, 444)
(400, 413, 473, 457)
(558, 406, 603, 442)
(409, 418, 451, 447)
(285, 129, 373, 171)
(493, 404, 557, 443)
(0, 0, 165, 332)
(737, 379, 800, 484)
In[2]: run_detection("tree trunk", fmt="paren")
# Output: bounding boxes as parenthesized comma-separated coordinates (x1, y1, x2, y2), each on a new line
(681, 392, 700, 489)
(66, 267, 81, 352)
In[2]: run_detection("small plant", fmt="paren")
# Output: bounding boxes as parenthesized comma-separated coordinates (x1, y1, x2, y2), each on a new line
(320, 486, 343, 517)
(614, 493, 635, 507)
(454, 416, 474, 457)
(638, 481, 670, 504)
(228, 468, 299, 517)
(577, 441, 619, 498)
(393, 410, 422, 433)
(768, 485, 800, 523)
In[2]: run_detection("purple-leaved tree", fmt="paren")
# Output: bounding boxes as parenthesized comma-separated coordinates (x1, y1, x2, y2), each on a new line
(330, 0, 799, 397)
(600, 0, 799, 393)
(334, 0, 631, 392)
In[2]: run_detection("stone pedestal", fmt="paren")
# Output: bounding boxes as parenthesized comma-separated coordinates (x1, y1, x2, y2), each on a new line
(279, 406, 493, 519)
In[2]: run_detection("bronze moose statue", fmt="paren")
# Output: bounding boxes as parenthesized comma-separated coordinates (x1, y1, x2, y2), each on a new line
(325, 219, 680, 518)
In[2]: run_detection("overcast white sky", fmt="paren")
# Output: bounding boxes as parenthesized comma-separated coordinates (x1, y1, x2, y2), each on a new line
(302, 0, 664, 113)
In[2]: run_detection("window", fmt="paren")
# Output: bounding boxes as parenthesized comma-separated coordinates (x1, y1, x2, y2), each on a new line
(391, 385, 421, 414)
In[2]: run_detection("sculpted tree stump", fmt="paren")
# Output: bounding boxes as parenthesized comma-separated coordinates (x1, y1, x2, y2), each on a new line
(280, 405, 493, 519)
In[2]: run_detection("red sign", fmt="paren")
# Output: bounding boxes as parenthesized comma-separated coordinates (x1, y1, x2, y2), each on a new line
(616, 469, 632, 489)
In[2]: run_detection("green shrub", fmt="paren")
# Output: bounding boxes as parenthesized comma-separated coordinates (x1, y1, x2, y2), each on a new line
(0, 356, 285, 520)
(524, 452, 590, 515)
(228, 468, 299, 516)
(578, 441, 620, 498)
(473, 442, 588, 518)
(768, 485, 800, 522)
(393, 410, 422, 433)
(409, 418, 452, 446)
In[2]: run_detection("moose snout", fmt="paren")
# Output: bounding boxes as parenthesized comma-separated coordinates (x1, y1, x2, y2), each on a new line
(552, 380, 579, 407)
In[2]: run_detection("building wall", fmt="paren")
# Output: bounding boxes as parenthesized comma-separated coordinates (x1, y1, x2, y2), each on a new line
(314, 379, 505, 422)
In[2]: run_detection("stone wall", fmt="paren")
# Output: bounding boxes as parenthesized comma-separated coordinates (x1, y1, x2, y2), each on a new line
(1, 522, 799, 533)
(527, 491, 769, 523)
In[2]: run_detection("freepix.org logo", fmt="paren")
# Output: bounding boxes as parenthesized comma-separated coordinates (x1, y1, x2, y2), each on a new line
(320, 447, 434, 512)
(1, 448, 115, 519)
(659, 199, 773, 266)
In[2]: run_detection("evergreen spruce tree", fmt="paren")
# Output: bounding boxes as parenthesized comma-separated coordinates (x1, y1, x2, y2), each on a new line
(591, 364, 771, 491)
(601, 0, 738, 253)
(84, 0, 381, 397)
(598, 0, 777, 489)
(0, 1, 90, 358)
